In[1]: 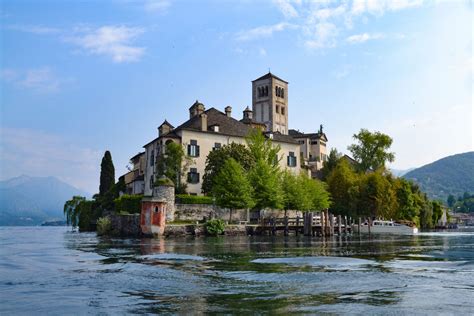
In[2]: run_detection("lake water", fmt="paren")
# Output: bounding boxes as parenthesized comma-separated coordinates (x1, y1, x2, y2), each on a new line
(1, 227, 473, 315)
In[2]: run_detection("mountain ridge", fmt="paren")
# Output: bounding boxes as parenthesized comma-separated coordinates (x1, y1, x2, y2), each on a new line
(0, 175, 91, 226)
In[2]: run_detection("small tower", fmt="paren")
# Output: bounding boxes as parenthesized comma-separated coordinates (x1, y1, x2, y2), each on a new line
(252, 72, 289, 134)
(189, 100, 205, 119)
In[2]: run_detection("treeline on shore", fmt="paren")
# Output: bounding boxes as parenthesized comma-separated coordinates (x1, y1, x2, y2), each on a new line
(65, 128, 443, 232)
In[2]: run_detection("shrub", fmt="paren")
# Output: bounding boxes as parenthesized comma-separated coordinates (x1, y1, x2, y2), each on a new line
(154, 176, 174, 187)
(175, 194, 213, 205)
(205, 219, 226, 236)
(96, 217, 111, 236)
(114, 194, 143, 214)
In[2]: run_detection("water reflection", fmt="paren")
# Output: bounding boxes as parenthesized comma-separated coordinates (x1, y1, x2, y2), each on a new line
(1, 227, 473, 314)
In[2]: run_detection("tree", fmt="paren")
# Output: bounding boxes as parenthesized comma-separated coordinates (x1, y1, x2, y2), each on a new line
(212, 158, 255, 222)
(348, 129, 395, 172)
(326, 159, 360, 217)
(64, 196, 86, 228)
(248, 159, 284, 210)
(246, 129, 281, 167)
(321, 148, 341, 180)
(447, 194, 455, 208)
(156, 142, 191, 194)
(393, 178, 419, 223)
(99, 151, 115, 196)
(358, 171, 397, 219)
(202, 143, 254, 194)
(282, 171, 312, 211)
(432, 201, 443, 225)
(300, 174, 331, 210)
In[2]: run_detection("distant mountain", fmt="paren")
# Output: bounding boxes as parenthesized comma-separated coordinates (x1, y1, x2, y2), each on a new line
(0, 175, 90, 226)
(404, 152, 474, 203)
(390, 168, 415, 177)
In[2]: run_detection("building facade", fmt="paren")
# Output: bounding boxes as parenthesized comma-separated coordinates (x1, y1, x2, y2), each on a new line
(121, 72, 327, 196)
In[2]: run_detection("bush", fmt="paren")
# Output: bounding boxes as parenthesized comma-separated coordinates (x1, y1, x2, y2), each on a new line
(205, 219, 226, 236)
(114, 194, 143, 214)
(175, 194, 213, 205)
(96, 217, 111, 236)
(154, 176, 174, 187)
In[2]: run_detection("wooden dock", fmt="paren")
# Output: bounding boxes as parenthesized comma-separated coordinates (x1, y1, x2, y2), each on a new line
(259, 211, 352, 236)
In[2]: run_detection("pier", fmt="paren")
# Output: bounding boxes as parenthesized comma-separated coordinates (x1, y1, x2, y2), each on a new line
(259, 211, 352, 236)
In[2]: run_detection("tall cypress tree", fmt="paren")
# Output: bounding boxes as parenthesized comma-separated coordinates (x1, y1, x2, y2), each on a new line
(99, 151, 115, 195)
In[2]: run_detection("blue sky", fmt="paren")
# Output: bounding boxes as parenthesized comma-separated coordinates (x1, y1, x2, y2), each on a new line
(1, 0, 472, 193)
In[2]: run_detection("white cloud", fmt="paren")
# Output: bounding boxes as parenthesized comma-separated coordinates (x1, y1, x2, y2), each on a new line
(346, 32, 384, 44)
(65, 25, 145, 63)
(1, 67, 65, 93)
(259, 48, 267, 56)
(235, 22, 295, 41)
(0, 127, 102, 192)
(273, 0, 299, 18)
(6, 24, 61, 34)
(143, 0, 171, 13)
(304, 22, 338, 49)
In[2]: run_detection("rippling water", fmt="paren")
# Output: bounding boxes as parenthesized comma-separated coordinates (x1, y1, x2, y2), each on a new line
(1, 227, 473, 314)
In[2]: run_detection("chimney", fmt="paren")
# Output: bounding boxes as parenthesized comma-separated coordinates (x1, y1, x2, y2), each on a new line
(200, 113, 208, 131)
(189, 100, 205, 119)
(243, 106, 253, 120)
(225, 106, 232, 118)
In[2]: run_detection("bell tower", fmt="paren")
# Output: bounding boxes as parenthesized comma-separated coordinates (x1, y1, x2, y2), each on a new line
(252, 72, 288, 134)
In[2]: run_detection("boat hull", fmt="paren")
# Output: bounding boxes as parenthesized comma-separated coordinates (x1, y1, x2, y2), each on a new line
(353, 224, 418, 235)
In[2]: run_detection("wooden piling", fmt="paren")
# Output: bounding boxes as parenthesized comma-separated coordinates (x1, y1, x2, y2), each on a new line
(368, 217, 371, 235)
(284, 216, 289, 236)
(321, 211, 325, 237)
(358, 217, 361, 235)
(338, 215, 342, 235)
(329, 214, 334, 236)
(296, 215, 300, 236)
(271, 217, 276, 236)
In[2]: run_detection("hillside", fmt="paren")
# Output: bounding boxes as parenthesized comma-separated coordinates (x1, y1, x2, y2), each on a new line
(404, 152, 474, 202)
(0, 175, 90, 226)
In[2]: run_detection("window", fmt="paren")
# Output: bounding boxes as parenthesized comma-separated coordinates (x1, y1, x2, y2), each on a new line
(264, 86, 268, 96)
(287, 152, 297, 167)
(187, 140, 200, 157)
(311, 140, 318, 145)
(275, 86, 279, 97)
(213, 142, 221, 150)
(281, 89, 284, 98)
(298, 140, 304, 144)
(276, 105, 280, 114)
(187, 168, 200, 184)
(281, 107, 285, 115)
(149, 175, 154, 188)
(150, 150, 154, 166)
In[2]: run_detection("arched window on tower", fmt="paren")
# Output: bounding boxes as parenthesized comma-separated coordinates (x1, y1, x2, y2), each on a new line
(275, 86, 278, 97)
(265, 86, 268, 96)
(281, 88, 284, 98)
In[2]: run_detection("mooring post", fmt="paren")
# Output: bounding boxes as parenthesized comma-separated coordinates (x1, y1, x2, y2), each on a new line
(338, 215, 342, 236)
(296, 215, 300, 236)
(368, 217, 371, 236)
(284, 216, 289, 236)
(303, 212, 308, 236)
(320, 211, 325, 237)
(358, 217, 361, 235)
(329, 214, 334, 236)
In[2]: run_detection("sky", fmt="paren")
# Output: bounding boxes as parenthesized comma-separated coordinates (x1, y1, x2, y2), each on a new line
(0, 0, 472, 193)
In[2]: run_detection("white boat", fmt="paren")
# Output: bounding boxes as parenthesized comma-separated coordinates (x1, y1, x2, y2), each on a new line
(353, 219, 418, 235)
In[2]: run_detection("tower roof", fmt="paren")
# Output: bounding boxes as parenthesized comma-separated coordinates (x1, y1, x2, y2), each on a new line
(252, 72, 288, 84)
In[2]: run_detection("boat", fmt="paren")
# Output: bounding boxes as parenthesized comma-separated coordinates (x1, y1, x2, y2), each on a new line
(353, 219, 418, 235)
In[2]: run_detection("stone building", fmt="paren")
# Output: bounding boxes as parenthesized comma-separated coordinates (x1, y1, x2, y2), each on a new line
(121, 72, 327, 196)
(120, 152, 145, 195)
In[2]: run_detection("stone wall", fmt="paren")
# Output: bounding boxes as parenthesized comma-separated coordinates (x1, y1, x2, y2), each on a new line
(174, 204, 304, 223)
(153, 185, 175, 221)
(109, 214, 141, 237)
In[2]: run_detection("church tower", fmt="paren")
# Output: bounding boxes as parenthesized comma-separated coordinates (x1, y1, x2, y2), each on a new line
(252, 72, 289, 134)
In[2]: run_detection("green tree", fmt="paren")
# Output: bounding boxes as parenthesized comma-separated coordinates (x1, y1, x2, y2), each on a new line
(321, 148, 341, 180)
(212, 158, 255, 222)
(249, 159, 284, 210)
(300, 174, 331, 210)
(246, 129, 281, 167)
(282, 171, 311, 211)
(447, 194, 455, 207)
(348, 129, 395, 172)
(99, 151, 115, 196)
(64, 196, 86, 228)
(393, 178, 419, 223)
(432, 200, 443, 225)
(326, 159, 360, 217)
(202, 143, 254, 194)
(156, 142, 191, 194)
(358, 170, 397, 219)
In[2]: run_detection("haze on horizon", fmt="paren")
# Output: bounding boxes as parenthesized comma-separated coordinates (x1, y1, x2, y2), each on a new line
(0, 0, 472, 193)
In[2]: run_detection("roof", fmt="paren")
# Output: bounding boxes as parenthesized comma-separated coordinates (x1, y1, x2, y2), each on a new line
(289, 129, 328, 142)
(159, 120, 174, 129)
(129, 152, 145, 161)
(142, 130, 180, 148)
(252, 72, 288, 84)
(264, 131, 299, 144)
